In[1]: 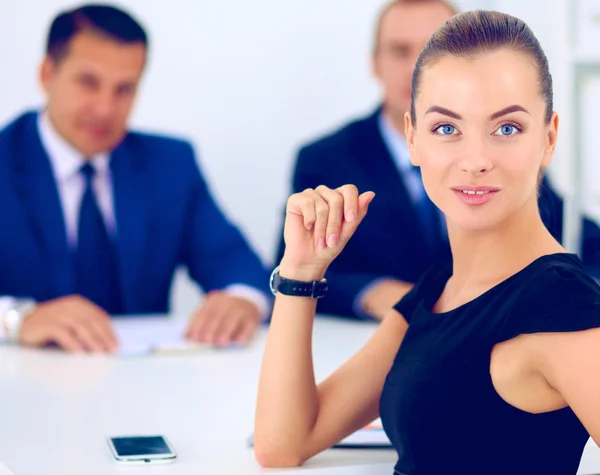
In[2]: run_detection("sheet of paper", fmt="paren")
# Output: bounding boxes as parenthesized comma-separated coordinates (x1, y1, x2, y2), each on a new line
(0, 462, 15, 475)
(113, 317, 211, 357)
(333, 419, 392, 448)
(248, 419, 391, 450)
(247, 419, 392, 449)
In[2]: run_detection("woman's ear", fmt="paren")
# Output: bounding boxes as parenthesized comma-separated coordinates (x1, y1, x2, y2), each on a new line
(405, 112, 419, 166)
(541, 112, 559, 168)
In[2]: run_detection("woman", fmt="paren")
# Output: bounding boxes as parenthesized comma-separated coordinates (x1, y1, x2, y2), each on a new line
(255, 10, 600, 475)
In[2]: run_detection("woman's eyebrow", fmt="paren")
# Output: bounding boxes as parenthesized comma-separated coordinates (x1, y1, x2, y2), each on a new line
(425, 106, 462, 120)
(425, 104, 531, 121)
(489, 105, 530, 120)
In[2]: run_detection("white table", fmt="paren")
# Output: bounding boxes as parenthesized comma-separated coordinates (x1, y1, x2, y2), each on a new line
(0, 316, 599, 475)
(0, 317, 396, 474)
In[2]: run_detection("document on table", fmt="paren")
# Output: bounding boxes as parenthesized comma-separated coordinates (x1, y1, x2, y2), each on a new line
(248, 419, 392, 450)
(0, 462, 15, 475)
(332, 419, 392, 449)
(112, 317, 211, 356)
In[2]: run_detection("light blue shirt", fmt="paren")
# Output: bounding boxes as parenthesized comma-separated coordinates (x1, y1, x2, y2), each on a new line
(377, 111, 425, 206)
(377, 111, 446, 230)
(352, 111, 446, 319)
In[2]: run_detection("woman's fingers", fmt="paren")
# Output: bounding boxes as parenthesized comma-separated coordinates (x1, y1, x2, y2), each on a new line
(336, 185, 360, 224)
(315, 186, 345, 248)
(340, 191, 376, 242)
(286, 185, 374, 251)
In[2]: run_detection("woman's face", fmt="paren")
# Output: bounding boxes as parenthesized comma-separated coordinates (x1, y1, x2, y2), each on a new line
(406, 49, 559, 233)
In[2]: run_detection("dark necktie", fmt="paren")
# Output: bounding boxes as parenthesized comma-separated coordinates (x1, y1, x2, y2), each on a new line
(412, 166, 441, 252)
(75, 163, 124, 314)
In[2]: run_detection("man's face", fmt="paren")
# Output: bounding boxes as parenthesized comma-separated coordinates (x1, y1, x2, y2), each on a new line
(373, 2, 453, 124)
(40, 30, 146, 156)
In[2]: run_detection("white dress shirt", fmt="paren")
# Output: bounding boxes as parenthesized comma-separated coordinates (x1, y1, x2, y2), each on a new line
(0, 113, 269, 339)
(377, 110, 446, 233)
(378, 110, 425, 205)
(353, 111, 446, 318)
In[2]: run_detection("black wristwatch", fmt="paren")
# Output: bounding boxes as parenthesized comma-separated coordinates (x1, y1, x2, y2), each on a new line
(269, 265, 328, 299)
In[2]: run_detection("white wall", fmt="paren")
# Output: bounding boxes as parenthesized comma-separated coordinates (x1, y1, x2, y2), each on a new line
(0, 1, 568, 313)
(486, 0, 573, 196)
(0, 0, 390, 259)
(0, 0, 388, 312)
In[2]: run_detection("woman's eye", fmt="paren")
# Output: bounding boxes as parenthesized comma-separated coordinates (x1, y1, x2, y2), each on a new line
(434, 124, 456, 135)
(494, 124, 520, 136)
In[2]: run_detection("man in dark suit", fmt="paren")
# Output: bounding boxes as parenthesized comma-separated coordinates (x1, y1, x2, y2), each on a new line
(0, 4, 270, 352)
(275, 0, 600, 320)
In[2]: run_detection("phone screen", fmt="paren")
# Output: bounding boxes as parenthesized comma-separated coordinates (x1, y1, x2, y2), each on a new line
(111, 436, 173, 457)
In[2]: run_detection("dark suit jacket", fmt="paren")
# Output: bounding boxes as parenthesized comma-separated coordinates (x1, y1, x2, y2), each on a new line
(275, 107, 600, 318)
(0, 111, 270, 314)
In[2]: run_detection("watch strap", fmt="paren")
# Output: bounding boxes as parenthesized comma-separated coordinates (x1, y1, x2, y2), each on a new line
(270, 266, 328, 299)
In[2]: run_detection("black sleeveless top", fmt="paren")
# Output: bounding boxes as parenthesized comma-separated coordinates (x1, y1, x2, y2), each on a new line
(380, 253, 600, 475)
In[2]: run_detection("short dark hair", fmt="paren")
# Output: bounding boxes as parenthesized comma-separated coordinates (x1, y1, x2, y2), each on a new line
(46, 3, 148, 63)
(410, 10, 553, 125)
(373, 0, 459, 54)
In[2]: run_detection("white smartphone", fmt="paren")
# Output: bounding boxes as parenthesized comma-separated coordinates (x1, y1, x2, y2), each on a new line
(107, 435, 177, 465)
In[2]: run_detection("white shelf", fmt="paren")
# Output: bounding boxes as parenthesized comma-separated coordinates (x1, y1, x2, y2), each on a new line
(564, 2, 600, 254)
(572, 51, 600, 67)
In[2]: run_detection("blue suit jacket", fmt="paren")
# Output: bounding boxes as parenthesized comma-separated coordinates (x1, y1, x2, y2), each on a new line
(276, 108, 600, 318)
(0, 111, 270, 314)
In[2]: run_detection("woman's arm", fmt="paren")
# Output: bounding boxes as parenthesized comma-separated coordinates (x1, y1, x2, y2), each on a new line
(530, 327, 600, 444)
(255, 300, 407, 467)
(254, 184, 407, 467)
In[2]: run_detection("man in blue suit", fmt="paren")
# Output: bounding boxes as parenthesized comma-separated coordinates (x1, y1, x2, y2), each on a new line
(275, 0, 600, 320)
(0, 4, 270, 352)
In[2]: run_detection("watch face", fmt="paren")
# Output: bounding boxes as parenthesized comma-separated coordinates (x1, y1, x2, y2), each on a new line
(4, 309, 21, 327)
(269, 266, 280, 296)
